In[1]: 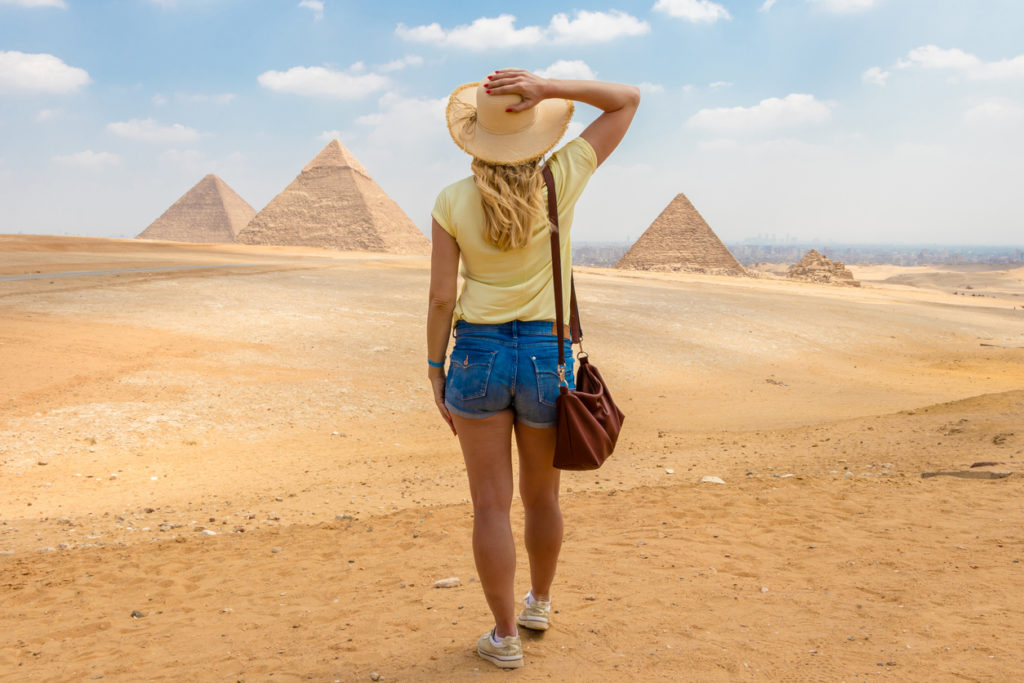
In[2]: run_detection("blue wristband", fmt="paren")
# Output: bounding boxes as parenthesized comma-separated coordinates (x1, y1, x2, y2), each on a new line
(428, 357, 445, 368)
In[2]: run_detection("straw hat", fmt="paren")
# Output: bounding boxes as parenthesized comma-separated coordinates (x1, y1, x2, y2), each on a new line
(446, 78, 574, 165)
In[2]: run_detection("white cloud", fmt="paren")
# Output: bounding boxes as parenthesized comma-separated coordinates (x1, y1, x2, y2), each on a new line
(0, 0, 67, 7)
(396, 10, 649, 50)
(807, 0, 880, 12)
(638, 82, 665, 94)
(652, 0, 731, 24)
(566, 120, 585, 139)
(696, 138, 741, 152)
(151, 91, 235, 105)
(687, 93, 834, 132)
(355, 92, 447, 141)
(258, 63, 388, 98)
(35, 107, 67, 122)
(897, 45, 1024, 81)
(180, 92, 236, 104)
(396, 15, 541, 49)
(536, 60, 596, 80)
(53, 150, 120, 167)
(0, 51, 90, 95)
(377, 55, 423, 73)
(861, 66, 889, 85)
(298, 0, 323, 21)
(107, 118, 201, 143)
(547, 10, 649, 44)
(898, 45, 978, 71)
(760, 0, 778, 11)
(709, 80, 732, 89)
(963, 99, 1024, 126)
(158, 148, 203, 167)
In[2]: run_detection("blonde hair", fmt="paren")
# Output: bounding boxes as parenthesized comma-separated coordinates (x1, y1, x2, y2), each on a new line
(471, 158, 547, 251)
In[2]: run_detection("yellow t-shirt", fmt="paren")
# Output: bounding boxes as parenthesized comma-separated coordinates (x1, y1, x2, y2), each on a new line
(431, 137, 598, 325)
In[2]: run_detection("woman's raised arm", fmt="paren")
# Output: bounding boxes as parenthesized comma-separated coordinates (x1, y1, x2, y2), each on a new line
(484, 69, 640, 167)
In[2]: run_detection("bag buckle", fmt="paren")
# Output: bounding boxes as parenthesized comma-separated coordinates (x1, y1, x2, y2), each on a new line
(557, 363, 568, 388)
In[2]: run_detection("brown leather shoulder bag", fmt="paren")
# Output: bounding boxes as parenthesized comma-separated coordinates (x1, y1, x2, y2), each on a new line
(542, 165, 625, 470)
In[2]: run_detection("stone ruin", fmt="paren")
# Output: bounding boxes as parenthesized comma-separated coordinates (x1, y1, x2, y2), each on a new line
(787, 249, 860, 286)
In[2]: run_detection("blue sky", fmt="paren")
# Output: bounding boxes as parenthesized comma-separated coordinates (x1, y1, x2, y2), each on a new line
(1, 0, 1022, 246)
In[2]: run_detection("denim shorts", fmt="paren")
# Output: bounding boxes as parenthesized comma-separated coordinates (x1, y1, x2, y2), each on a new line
(445, 320, 575, 429)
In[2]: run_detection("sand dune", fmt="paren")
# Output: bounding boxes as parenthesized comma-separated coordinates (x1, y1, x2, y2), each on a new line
(1, 235, 1022, 680)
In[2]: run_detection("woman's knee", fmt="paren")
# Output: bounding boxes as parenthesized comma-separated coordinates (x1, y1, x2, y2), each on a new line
(471, 487, 513, 516)
(520, 487, 560, 513)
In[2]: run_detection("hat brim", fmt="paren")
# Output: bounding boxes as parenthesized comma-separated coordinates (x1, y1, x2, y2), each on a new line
(446, 82, 574, 165)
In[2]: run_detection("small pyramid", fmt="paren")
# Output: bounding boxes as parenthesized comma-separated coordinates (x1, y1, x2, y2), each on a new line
(787, 249, 860, 286)
(615, 193, 746, 276)
(235, 140, 430, 255)
(137, 174, 256, 243)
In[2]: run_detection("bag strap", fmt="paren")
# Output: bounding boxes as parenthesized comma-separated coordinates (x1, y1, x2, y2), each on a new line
(541, 165, 582, 357)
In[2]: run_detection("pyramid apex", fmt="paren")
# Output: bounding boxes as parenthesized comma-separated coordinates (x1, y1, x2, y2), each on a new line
(302, 139, 371, 177)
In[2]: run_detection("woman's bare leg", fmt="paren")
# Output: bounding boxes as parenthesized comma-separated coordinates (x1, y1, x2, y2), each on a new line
(453, 410, 518, 637)
(514, 421, 562, 601)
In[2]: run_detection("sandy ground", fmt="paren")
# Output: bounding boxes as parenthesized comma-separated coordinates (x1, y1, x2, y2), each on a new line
(1, 235, 1022, 682)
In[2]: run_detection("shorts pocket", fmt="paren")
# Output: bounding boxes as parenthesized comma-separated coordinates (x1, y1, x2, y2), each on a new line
(447, 349, 497, 401)
(531, 345, 574, 408)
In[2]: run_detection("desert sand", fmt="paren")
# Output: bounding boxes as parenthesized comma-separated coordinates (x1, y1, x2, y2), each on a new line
(1, 234, 1022, 681)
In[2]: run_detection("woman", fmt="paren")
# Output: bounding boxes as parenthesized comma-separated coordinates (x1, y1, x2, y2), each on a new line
(427, 68, 638, 669)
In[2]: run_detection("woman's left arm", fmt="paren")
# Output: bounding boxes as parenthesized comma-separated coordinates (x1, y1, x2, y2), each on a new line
(427, 218, 459, 435)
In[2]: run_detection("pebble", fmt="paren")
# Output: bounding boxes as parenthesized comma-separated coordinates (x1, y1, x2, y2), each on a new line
(370, 673, 382, 681)
(272, 547, 282, 553)
(336, 514, 354, 522)
(130, 610, 145, 619)
(700, 476, 726, 485)
(844, 472, 855, 479)
(434, 577, 461, 589)
(37, 460, 48, 466)
(109, 473, 118, 480)
(201, 529, 217, 536)
(761, 587, 769, 593)
(664, 468, 675, 474)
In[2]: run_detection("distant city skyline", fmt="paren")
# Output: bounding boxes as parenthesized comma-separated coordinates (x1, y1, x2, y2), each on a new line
(1, 0, 1023, 246)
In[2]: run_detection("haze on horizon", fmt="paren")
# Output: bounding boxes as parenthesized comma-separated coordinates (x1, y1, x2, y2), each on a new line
(1, 0, 1022, 247)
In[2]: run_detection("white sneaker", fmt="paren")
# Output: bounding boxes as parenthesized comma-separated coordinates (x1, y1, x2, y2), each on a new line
(516, 592, 551, 631)
(476, 628, 523, 669)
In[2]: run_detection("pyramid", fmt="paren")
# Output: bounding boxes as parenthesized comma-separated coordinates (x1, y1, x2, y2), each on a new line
(787, 249, 860, 286)
(235, 139, 430, 255)
(137, 174, 256, 243)
(615, 193, 747, 276)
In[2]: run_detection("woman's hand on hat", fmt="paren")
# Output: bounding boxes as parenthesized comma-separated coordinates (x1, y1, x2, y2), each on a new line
(486, 68, 549, 113)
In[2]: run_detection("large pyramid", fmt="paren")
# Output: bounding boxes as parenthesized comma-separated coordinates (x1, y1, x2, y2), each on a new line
(615, 193, 747, 276)
(235, 139, 430, 255)
(137, 174, 256, 243)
